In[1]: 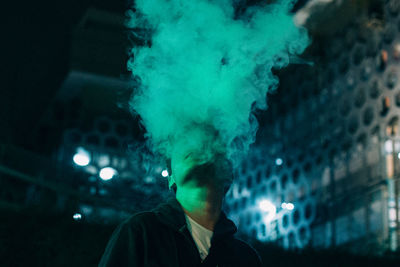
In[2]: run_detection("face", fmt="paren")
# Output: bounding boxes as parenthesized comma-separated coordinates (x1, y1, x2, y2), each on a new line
(171, 153, 233, 192)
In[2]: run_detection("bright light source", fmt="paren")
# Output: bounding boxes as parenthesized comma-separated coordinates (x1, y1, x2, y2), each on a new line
(73, 213, 82, 221)
(259, 199, 274, 212)
(275, 158, 283, 166)
(286, 203, 294, 210)
(398, 152, 400, 159)
(385, 140, 393, 153)
(161, 170, 169, 177)
(73, 154, 89, 166)
(389, 208, 397, 221)
(73, 147, 91, 166)
(281, 202, 294, 210)
(99, 167, 117, 181)
(259, 199, 276, 223)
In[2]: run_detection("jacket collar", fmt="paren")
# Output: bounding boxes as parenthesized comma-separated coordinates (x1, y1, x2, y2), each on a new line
(153, 197, 237, 242)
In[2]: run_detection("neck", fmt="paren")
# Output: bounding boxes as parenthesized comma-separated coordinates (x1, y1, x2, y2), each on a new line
(176, 183, 224, 231)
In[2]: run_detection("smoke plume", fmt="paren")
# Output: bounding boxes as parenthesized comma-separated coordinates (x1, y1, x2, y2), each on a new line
(127, 0, 309, 177)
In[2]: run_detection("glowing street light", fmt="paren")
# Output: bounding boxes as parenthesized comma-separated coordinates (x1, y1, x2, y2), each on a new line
(161, 170, 169, 177)
(258, 199, 276, 223)
(389, 208, 397, 221)
(281, 202, 295, 210)
(99, 167, 117, 181)
(73, 213, 82, 221)
(259, 199, 274, 212)
(286, 203, 294, 210)
(275, 158, 283, 166)
(73, 147, 91, 166)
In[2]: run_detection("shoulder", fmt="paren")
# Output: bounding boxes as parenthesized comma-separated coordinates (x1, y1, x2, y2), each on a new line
(125, 211, 158, 226)
(99, 212, 157, 266)
(117, 211, 162, 234)
(229, 238, 262, 265)
(231, 238, 259, 254)
(99, 211, 163, 266)
(109, 211, 156, 239)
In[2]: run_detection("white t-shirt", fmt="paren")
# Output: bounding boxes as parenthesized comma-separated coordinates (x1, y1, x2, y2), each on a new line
(184, 214, 214, 261)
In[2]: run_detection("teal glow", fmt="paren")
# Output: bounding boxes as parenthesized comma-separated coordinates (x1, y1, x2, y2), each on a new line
(99, 167, 117, 181)
(281, 202, 294, 210)
(73, 147, 91, 166)
(286, 203, 294, 210)
(73, 213, 82, 221)
(259, 199, 276, 223)
(127, 0, 310, 182)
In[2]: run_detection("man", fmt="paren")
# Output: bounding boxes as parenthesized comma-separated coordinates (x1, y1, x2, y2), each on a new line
(99, 153, 262, 266)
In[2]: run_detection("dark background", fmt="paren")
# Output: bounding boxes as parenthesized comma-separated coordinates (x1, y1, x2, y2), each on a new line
(2, 0, 400, 266)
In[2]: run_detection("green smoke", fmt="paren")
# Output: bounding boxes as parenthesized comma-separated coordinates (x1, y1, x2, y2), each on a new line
(127, 0, 309, 177)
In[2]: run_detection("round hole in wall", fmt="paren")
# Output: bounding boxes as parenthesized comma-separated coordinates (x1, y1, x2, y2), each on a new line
(363, 106, 374, 126)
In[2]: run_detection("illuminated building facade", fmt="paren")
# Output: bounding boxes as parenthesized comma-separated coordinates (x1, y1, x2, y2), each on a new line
(226, 0, 400, 253)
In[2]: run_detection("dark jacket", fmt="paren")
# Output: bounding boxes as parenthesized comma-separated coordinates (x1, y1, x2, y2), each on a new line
(99, 197, 262, 267)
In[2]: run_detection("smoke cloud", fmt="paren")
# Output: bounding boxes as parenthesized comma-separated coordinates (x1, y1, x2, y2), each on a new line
(127, 0, 309, 177)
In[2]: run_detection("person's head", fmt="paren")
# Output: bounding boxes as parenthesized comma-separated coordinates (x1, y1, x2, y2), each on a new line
(168, 153, 233, 195)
